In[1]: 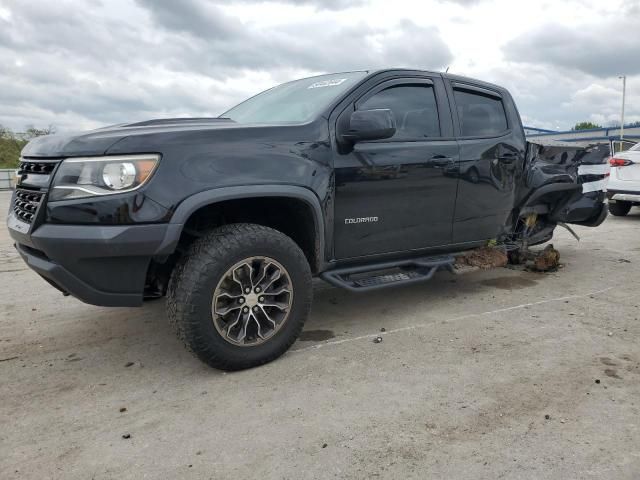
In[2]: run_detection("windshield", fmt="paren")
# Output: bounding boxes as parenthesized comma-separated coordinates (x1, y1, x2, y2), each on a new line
(222, 71, 367, 124)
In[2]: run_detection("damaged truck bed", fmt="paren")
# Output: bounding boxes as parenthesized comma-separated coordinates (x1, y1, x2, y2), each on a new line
(443, 141, 609, 275)
(507, 141, 610, 248)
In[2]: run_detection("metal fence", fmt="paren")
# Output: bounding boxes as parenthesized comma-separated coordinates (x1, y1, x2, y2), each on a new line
(0, 169, 16, 190)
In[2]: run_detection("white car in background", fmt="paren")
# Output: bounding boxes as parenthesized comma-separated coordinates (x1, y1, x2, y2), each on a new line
(607, 142, 640, 216)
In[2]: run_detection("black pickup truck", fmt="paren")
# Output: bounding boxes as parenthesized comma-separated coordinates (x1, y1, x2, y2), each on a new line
(7, 69, 609, 370)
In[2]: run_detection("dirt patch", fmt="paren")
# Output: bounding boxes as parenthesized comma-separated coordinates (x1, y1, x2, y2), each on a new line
(604, 368, 622, 379)
(299, 330, 335, 342)
(480, 276, 538, 290)
(455, 247, 508, 270)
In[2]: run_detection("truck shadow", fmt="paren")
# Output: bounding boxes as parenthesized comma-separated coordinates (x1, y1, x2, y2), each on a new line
(5, 267, 545, 378)
(300, 268, 543, 345)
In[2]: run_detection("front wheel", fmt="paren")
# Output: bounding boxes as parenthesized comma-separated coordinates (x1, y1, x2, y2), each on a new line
(608, 201, 632, 217)
(167, 224, 312, 370)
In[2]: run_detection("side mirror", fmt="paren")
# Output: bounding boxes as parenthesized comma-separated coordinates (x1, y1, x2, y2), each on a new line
(342, 109, 396, 143)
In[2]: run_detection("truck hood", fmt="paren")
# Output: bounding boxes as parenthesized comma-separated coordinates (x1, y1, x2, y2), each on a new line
(21, 118, 240, 158)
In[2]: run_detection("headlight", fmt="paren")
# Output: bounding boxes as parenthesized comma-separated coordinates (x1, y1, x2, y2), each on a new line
(49, 154, 160, 201)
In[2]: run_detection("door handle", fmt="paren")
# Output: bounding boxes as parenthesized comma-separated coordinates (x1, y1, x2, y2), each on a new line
(429, 156, 454, 167)
(497, 153, 518, 164)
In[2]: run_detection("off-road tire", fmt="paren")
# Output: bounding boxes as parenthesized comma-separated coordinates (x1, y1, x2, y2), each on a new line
(167, 223, 312, 370)
(608, 201, 632, 217)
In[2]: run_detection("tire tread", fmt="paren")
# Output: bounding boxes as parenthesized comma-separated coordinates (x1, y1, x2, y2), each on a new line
(167, 223, 312, 370)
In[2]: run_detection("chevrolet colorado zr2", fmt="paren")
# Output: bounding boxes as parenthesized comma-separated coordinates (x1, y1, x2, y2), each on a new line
(7, 69, 610, 370)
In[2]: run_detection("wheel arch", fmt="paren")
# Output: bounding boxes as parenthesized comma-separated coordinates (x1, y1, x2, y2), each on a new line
(160, 185, 326, 273)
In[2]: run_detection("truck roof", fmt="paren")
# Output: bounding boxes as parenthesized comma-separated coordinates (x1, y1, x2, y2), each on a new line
(367, 68, 508, 94)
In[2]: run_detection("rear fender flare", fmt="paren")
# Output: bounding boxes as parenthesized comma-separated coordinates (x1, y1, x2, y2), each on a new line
(522, 182, 580, 208)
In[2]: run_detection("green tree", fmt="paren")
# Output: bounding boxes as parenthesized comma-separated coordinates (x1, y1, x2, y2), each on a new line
(0, 125, 55, 169)
(0, 126, 27, 169)
(24, 125, 56, 139)
(572, 121, 602, 130)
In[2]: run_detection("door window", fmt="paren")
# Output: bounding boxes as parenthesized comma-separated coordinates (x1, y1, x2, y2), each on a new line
(453, 88, 508, 137)
(359, 85, 440, 139)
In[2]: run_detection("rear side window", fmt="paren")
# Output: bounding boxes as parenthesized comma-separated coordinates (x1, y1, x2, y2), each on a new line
(454, 88, 508, 137)
(359, 85, 440, 139)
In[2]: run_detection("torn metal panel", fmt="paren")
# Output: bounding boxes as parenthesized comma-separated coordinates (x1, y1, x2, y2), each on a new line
(581, 178, 609, 194)
(505, 142, 610, 246)
(578, 164, 611, 176)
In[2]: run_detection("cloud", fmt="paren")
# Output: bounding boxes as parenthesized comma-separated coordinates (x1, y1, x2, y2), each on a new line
(0, 0, 452, 131)
(562, 82, 640, 126)
(495, 3, 640, 127)
(437, 0, 485, 4)
(217, 0, 368, 10)
(477, 62, 640, 130)
(0, 2, 239, 130)
(1, 0, 638, 133)
(136, 0, 452, 74)
(135, 0, 243, 38)
(504, 16, 640, 78)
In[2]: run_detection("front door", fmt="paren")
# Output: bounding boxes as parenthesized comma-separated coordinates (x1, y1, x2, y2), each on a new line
(333, 76, 459, 259)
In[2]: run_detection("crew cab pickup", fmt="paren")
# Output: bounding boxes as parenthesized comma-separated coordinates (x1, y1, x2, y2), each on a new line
(7, 69, 609, 370)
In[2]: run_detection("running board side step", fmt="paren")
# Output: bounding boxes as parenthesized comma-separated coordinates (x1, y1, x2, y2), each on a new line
(320, 255, 455, 292)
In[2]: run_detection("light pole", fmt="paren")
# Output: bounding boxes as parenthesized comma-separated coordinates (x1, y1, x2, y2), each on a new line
(619, 75, 626, 142)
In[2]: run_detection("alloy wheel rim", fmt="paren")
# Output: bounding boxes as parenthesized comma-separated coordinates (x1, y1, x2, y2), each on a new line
(212, 256, 293, 347)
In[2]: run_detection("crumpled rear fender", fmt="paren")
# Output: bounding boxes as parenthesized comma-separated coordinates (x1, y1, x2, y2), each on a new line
(517, 142, 610, 226)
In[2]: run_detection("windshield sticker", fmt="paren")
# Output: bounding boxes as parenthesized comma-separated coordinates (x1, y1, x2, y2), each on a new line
(308, 78, 348, 89)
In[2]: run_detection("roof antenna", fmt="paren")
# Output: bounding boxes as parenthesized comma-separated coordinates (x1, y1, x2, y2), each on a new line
(445, 66, 450, 73)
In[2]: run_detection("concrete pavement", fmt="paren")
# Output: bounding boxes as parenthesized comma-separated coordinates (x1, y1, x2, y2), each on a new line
(1, 190, 639, 479)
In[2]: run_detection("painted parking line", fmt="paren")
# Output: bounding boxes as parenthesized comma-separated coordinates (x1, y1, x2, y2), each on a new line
(292, 286, 614, 353)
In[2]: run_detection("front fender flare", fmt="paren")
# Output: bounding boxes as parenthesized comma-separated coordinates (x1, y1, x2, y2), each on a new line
(155, 185, 326, 266)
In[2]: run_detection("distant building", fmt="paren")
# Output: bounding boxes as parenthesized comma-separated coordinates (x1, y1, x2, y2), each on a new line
(523, 126, 557, 136)
(524, 124, 640, 147)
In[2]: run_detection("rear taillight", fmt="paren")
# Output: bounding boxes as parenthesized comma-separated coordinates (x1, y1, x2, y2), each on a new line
(609, 157, 632, 167)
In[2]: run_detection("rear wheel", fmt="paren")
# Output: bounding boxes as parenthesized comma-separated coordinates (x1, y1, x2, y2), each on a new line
(466, 167, 479, 184)
(167, 224, 312, 370)
(608, 201, 632, 217)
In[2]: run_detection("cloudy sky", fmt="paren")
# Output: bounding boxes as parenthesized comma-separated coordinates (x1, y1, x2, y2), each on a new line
(1, 0, 639, 132)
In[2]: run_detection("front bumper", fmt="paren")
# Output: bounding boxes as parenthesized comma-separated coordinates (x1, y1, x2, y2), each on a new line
(9, 215, 181, 307)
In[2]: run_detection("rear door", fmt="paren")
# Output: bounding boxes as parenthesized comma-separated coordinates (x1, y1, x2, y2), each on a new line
(333, 75, 459, 259)
(446, 81, 526, 243)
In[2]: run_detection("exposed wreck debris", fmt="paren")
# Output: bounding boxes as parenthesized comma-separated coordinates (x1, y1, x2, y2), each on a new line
(460, 142, 610, 276)
(455, 243, 561, 273)
(455, 246, 508, 270)
(508, 244, 561, 272)
(504, 142, 610, 248)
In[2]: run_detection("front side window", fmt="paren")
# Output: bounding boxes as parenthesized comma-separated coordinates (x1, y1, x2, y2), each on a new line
(359, 85, 440, 140)
(222, 71, 367, 124)
(454, 88, 508, 137)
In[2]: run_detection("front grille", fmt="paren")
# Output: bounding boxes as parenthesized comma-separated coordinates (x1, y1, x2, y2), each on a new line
(13, 158, 61, 224)
(17, 159, 59, 175)
(13, 188, 45, 223)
